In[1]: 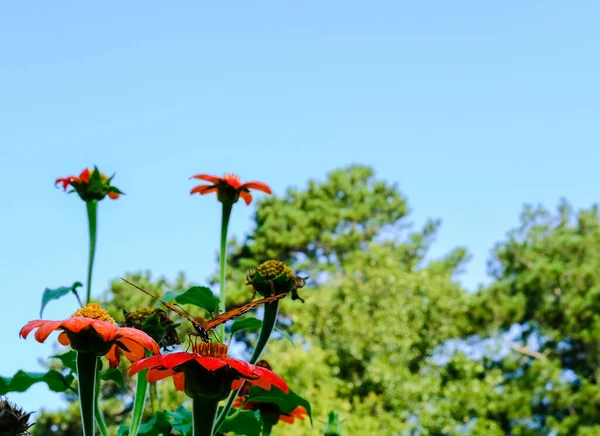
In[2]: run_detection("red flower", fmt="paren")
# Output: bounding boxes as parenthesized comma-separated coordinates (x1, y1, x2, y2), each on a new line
(233, 360, 308, 425)
(20, 304, 160, 368)
(56, 167, 122, 201)
(190, 173, 271, 205)
(127, 342, 288, 400)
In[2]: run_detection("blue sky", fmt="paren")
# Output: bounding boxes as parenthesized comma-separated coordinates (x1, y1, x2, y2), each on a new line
(1, 1, 598, 415)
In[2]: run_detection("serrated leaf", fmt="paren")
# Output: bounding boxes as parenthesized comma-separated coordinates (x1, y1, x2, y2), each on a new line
(247, 386, 313, 426)
(0, 370, 74, 395)
(51, 350, 77, 373)
(100, 367, 126, 389)
(220, 410, 262, 436)
(230, 317, 263, 335)
(40, 282, 83, 318)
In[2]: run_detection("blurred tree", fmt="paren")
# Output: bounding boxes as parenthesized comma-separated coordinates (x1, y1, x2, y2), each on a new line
(467, 200, 600, 435)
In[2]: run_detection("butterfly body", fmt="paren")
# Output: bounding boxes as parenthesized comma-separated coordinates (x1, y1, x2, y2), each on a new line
(121, 278, 286, 343)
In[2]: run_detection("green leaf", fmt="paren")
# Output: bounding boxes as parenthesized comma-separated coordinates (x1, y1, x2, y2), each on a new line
(230, 317, 263, 335)
(100, 367, 126, 389)
(0, 370, 74, 395)
(274, 328, 295, 347)
(247, 386, 313, 426)
(117, 411, 173, 436)
(165, 406, 192, 435)
(51, 350, 77, 373)
(161, 286, 219, 314)
(220, 410, 262, 436)
(40, 282, 83, 318)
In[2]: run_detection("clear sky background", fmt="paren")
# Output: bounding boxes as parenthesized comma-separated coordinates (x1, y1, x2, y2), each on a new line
(1, 1, 598, 415)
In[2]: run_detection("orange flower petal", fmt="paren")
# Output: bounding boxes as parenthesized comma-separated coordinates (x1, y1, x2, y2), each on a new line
(172, 372, 185, 391)
(279, 414, 295, 424)
(190, 174, 221, 184)
(79, 168, 91, 183)
(127, 354, 165, 376)
(232, 396, 244, 409)
(106, 344, 121, 368)
(60, 317, 95, 334)
(58, 332, 70, 346)
(90, 320, 119, 341)
(242, 181, 272, 195)
(108, 192, 120, 200)
(118, 337, 146, 363)
(117, 327, 160, 356)
(190, 185, 218, 195)
(194, 356, 229, 372)
(252, 366, 289, 393)
(33, 321, 64, 343)
(231, 379, 244, 392)
(55, 176, 78, 190)
(19, 320, 48, 339)
(147, 368, 177, 383)
(239, 191, 253, 205)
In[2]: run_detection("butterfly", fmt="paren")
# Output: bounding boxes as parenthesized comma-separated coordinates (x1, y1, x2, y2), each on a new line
(121, 278, 287, 342)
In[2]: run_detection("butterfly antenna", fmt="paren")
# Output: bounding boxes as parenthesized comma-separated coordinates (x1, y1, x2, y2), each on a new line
(173, 303, 197, 320)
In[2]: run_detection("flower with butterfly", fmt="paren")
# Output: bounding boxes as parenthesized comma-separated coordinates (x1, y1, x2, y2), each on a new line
(11, 169, 311, 436)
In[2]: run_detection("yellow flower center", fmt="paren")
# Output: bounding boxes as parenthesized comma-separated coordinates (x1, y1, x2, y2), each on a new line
(257, 260, 294, 280)
(124, 307, 154, 325)
(72, 303, 116, 324)
(192, 342, 230, 358)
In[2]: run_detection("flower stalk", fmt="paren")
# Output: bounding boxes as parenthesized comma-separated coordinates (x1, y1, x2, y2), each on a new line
(76, 352, 98, 436)
(129, 351, 151, 436)
(94, 366, 109, 436)
(218, 201, 233, 342)
(192, 397, 219, 436)
(85, 200, 98, 304)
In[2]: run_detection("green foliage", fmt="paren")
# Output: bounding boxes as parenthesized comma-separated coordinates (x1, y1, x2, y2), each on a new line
(163, 286, 220, 315)
(247, 386, 312, 425)
(219, 410, 262, 436)
(0, 370, 74, 396)
(39, 282, 83, 318)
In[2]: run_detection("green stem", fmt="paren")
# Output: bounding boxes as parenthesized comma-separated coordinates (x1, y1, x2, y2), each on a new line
(261, 421, 274, 436)
(192, 397, 219, 436)
(85, 200, 98, 304)
(76, 352, 98, 436)
(218, 202, 233, 342)
(94, 368, 109, 436)
(149, 382, 159, 413)
(129, 352, 150, 436)
(213, 301, 280, 434)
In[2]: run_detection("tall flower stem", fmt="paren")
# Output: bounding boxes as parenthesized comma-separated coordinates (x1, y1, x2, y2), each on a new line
(129, 351, 151, 436)
(85, 200, 98, 304)
(76, 352, 98, 436)
(218, 202, 233, 342)
(192, 397, 219, 436)
(94, 367, 109, 436)
(261, 422, 274, 436)
(213, 301, 280, 434)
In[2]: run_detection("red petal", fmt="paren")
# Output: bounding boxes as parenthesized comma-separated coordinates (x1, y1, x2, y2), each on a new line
(242, 181, 272, 195)
(172, 372, 185, 391)
(252, 366, 289, 393)
(58, 332, 70, 346)
(127, 355, 165, 376)
(60, 317, 95, 333)
(279, 414, 295, 424)
(108, 192, 120, 200)
(194, 356, 229, 372)
(224, 359, 256, 378)
(231, 379, 244, 392)
(19, 320, 48, 339)
(158, 352, 196, 369)
(105, 344, 121, 368)
(118, 337, 146, 363)
(190, 174, 221, 184)
(117, 327, 160, 355)
(239, 191, 253, 205)
(79, 168, 90, 183)
(147, 368, 177, 383)
(89, 320, 119, 341)
(190, 185, 218, 195)
(33, 321, 64, 343)
(232, 396, 244, 409)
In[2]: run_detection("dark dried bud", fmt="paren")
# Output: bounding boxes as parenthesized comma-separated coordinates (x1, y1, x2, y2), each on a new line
(0, 397, 34, 436)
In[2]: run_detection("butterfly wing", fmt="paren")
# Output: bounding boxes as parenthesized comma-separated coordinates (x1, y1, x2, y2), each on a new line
(202, 293, 287, 332)
(121, 278, 197, 326)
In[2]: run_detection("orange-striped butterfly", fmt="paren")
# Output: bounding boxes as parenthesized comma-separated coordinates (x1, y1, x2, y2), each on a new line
(121, 278, 286, 342)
